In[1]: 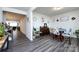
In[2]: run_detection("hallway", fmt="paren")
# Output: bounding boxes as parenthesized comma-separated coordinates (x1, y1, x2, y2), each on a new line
(7, 29, 31, 52)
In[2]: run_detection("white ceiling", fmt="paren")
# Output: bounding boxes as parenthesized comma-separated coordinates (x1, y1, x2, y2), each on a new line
(33, 7, 79, 16)
(11, 7, 30, 11)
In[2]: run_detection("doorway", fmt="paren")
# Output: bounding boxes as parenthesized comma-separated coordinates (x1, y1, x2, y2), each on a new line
(3, 11, 27, 48)
(3, 11, 26, 35)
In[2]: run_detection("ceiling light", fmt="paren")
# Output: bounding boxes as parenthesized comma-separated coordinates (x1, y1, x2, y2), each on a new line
(53, 7, 64, 11)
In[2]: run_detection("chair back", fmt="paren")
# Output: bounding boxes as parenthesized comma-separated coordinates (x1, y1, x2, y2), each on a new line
(68, 28, 72, 35)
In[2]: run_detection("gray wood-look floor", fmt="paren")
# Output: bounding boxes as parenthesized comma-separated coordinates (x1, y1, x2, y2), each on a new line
(7, 30, 79, 52)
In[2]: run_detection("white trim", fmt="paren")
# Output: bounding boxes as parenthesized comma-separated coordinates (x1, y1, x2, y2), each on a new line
(2, 7, 27, 15)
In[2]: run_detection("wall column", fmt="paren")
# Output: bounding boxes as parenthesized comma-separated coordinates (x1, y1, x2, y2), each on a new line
(26, 9, 33, 41)
(0, 8, 3, 23)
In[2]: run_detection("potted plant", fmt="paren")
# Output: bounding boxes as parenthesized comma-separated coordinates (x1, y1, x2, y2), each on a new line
(33, 27, 36, 36)
(75, 29, 79, 45)
(75, 29, 79, 37)
(75, 29, 79, 33)
(33, 27, 36, 39)
(0, 23, 4, 40)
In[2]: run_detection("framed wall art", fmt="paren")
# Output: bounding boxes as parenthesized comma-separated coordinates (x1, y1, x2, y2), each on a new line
(60, 16, 69, 22)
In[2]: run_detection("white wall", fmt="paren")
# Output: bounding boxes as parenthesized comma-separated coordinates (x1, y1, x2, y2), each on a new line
(0, 8, 3, 23)
(2, 7, 27, 15)
(33, 12, 52, 31)
(26, 9, 33, 41)
(19, 17, 26, 35)
(33, 10, 79, 37)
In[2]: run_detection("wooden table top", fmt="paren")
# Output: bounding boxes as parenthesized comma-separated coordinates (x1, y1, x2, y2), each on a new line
(0, 35, 8, 48)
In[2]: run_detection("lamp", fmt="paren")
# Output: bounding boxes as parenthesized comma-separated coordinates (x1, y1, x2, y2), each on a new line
(53, 7, 64, 11)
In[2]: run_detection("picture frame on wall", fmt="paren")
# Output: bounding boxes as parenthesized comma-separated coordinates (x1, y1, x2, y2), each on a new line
(56, 19, 59, 22)
(71, 17, 76, 20)
(42, 17, 45, 22)
(54, 17, 59, 22)
(60, 16, 69, 22)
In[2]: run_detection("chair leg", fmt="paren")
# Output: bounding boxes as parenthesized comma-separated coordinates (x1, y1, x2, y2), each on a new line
(69, 37, 71, 45)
